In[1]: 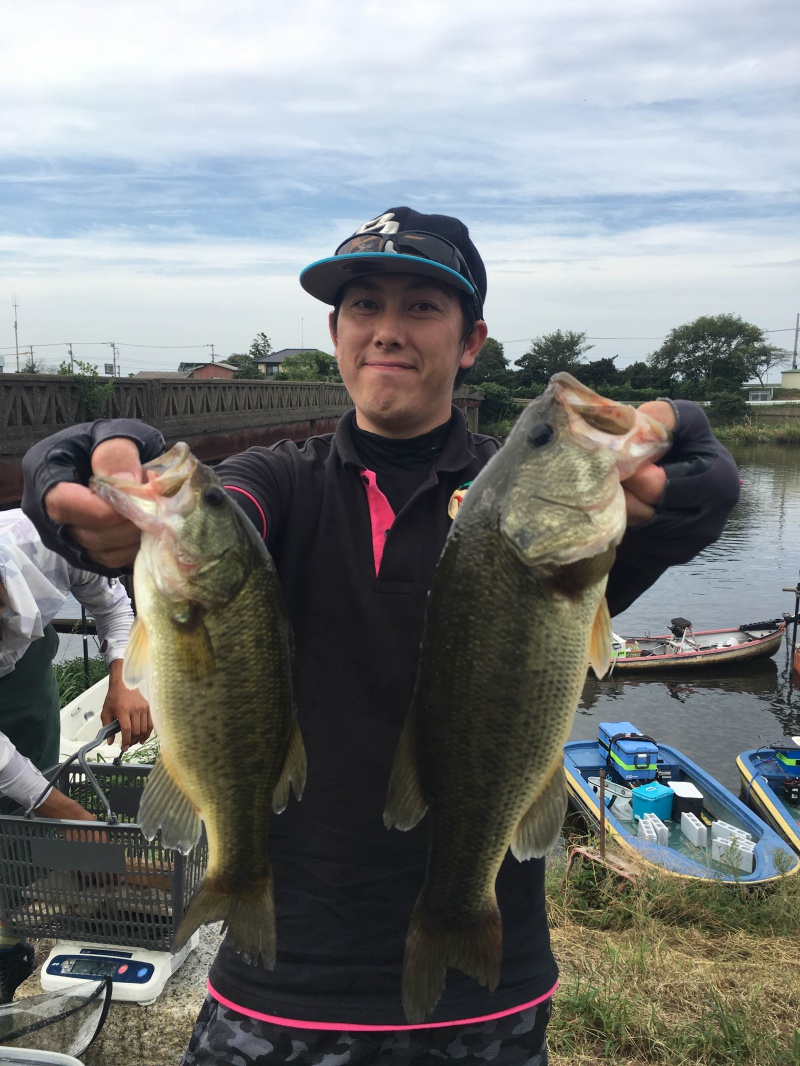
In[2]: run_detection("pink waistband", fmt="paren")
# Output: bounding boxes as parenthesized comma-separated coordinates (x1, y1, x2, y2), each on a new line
(207, 979, 558, 1031)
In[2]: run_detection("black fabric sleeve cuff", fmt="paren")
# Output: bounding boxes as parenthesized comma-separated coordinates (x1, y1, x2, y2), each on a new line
(608, 400, 740, 615)
(21, 419, 167, 576)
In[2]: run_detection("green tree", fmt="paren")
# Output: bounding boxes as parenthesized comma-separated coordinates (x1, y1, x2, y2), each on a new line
(57, 359, 115, 419)
(278, 350, 340, 382)
(227, 353, 261, 379)
(620, 360, 676, 393)
(648, 314, 788, 391)
(514, 330, 593, 390)
(574, 357, 619, 390)
(468, 337, 512, 386)
(249, 332, 273, 361)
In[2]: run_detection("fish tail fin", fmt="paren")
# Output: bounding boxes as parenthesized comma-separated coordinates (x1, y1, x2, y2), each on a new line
(401, 893, 502, 1024)
(174, 872, 276, 967)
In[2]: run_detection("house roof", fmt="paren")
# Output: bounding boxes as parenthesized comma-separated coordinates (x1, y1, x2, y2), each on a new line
(135, 370, 192, 378)
(253, 348, 319, 365)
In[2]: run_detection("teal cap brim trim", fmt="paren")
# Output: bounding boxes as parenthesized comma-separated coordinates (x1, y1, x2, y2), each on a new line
(299, 252, 477, 306)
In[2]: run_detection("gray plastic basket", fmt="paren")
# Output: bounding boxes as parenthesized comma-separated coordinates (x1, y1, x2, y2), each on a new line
(0, 726, 207, 951)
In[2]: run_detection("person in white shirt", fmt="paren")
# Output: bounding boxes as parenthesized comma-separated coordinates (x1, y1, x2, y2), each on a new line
(0, 508, 152, 1002)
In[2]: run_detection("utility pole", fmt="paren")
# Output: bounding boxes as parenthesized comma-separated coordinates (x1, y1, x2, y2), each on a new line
(106, 341, 118, 377)
(12, 294, 19, 371)
(793, 312, 799, 371)
(68, 342, 74, 371)
(210, 344, 215, 363)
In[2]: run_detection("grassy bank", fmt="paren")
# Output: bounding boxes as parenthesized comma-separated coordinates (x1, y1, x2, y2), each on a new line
(710, 422, 800, 445)
(480, 412, 800, 446)
(546, 847, 800, 1064)
(54, 653, 108, 707)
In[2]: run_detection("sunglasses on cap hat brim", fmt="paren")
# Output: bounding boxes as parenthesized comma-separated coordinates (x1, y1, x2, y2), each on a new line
(301, 229, 483, 316)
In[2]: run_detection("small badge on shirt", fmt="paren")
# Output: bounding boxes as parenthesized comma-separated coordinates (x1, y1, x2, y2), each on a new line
(447, 481, 473, 520)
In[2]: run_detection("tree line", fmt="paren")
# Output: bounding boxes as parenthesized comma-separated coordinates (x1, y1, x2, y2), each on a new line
(469, 313, 791, 427)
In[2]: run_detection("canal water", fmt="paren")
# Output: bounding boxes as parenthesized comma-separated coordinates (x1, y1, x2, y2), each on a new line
(573, 443, 800, 792)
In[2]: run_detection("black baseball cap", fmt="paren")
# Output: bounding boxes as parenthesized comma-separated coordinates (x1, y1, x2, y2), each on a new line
(299, 206, 487, 317)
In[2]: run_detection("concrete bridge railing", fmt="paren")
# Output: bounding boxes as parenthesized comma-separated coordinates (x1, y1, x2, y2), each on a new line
(0, 375, 356, 458)
(0, 375, 482, 505)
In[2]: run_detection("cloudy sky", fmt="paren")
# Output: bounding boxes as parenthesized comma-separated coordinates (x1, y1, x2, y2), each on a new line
(1, 0, 798, 376)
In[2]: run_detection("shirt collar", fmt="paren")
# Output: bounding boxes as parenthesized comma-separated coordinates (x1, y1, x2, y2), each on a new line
(331, 406, 477, 473)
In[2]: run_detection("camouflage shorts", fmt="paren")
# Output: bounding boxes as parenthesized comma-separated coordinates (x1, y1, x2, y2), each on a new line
(180, 995, 550, 1065)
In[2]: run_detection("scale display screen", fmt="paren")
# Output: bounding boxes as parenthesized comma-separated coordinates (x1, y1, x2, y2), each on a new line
(60, 957, 121, 976)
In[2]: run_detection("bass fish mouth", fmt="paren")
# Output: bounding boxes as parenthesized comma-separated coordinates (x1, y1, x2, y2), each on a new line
(551, 374, 672, 476)
(91, 443, 198, 535)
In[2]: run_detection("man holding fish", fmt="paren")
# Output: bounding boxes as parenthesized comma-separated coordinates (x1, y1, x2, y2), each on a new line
(22, 207, 739, 1064)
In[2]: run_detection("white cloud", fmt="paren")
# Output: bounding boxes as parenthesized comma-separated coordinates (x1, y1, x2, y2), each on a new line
(1, 0, 798, 370)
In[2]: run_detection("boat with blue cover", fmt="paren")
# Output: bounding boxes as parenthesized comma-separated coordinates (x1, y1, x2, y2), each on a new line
(736, 739, 800, 855)
(564, 723, 799, 884)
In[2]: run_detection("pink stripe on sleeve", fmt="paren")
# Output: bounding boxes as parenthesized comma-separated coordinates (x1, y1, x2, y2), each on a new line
(224, 485, 268, 541)
(207, 980, 558, 1031)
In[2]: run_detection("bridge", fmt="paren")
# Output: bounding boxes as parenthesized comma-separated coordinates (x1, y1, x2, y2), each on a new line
(0, 374, 482, 506)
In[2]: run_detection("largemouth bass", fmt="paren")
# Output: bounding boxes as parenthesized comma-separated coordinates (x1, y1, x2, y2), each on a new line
(384, 373, 671, 1022)
(92, 443, 306, 963)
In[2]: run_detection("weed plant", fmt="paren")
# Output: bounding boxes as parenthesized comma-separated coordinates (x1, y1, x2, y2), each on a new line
(54, 654, 109, 707)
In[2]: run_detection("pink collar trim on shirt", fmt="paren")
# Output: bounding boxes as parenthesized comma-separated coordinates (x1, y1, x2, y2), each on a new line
(359, 469, 395, 576)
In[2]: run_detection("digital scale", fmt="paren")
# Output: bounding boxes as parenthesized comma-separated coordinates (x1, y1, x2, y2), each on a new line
(41, 932, 200, 1005)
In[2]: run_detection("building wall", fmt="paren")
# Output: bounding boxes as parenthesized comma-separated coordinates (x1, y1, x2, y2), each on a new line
(191, 364, 235, 380)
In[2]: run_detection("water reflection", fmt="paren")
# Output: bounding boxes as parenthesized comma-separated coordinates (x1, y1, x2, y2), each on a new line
(576, 444, 800, 791)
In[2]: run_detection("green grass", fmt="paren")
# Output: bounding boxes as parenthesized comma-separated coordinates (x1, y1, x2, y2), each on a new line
(711, 421, 800, 445)
(54, 654, 109, 707)
(546, 843, 800, 1064)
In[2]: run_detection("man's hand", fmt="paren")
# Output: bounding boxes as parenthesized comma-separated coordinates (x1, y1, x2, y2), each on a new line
(43, 438, 144, 570)
(622, 400, 676, 528)
(102, 659, 153, 751)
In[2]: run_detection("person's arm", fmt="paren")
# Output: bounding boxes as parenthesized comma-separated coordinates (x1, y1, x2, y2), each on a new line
(22, 420, 166, 576)
(67, 570, 153, 749)
(100, 659, 152, 751)
(608, 399, 740, 616)
(35, 788, 99, 821)
(0, 731, 95, 820)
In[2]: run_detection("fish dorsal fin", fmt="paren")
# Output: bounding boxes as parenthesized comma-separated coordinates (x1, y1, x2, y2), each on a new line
(589, 597, 613, 678)
(137, 757, 202, 854)
(123, 617, 150, 692)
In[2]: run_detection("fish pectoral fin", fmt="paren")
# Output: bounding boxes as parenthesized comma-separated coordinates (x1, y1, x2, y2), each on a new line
(137, 758, 203, 853)
(171, 606, 216, 682)
(383, 712, 427, 831)
(588, 597, 613, 679)
(123, 617, 150, 692)
(510, 762, 568, 860)
(272, 717, 308, 813)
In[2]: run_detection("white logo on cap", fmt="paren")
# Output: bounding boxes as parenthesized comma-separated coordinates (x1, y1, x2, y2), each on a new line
(354, 213, 400, 236)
